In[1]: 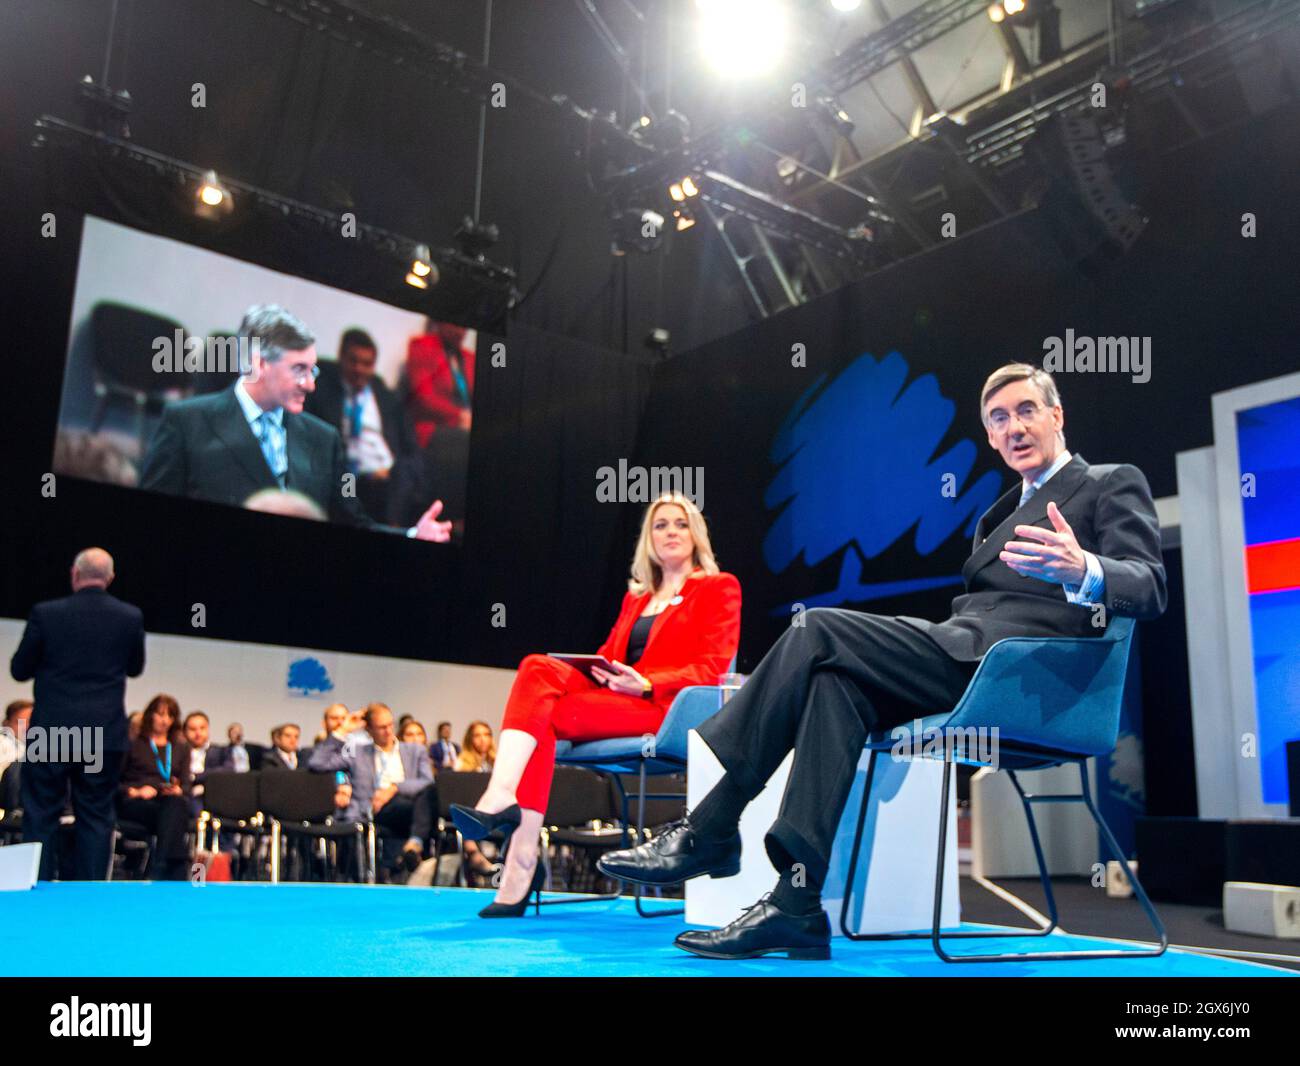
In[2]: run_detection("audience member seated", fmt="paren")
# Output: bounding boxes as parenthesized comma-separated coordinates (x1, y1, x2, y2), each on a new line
(225, 723, 265, 771)
(1, 699, 33, 812)
(400, 720, 428, 747)
(119, 694, 194, 880)
(405, 320, 474, 446)
(454, 721, 496, 773)
(263, 724, 305, 770)
(309, 702, 436, 875)
(183, 710, 231, 817)
(429, 720, 460, 771)
(305, 329, 420, 525)
(307, 703, 350, 763)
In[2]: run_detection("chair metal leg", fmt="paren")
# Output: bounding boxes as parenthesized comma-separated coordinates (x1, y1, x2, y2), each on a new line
(840, 754, 1167, 961)
(270, 820, 281, 883)
(630, 760, 682, 918)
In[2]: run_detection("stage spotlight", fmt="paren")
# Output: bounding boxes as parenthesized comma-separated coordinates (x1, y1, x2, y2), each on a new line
(1005, 0, 1026, 12)
(610, 207, 666, 254)
(668, 176, 700, 203)
(987, 3, 1006, 21)
(695, 0, 787, 79)
(194, 170, 233, 219)
(675, 211, 696, 232)
(411, 243, 433, 277)
(813, 94, 855, 138)
(405, 271, 429, 290)
(455, 216, 499, 258)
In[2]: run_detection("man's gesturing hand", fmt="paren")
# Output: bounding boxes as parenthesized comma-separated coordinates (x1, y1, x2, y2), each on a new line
(1000, 501, 1088, 586)
(414, 499, 453, 542)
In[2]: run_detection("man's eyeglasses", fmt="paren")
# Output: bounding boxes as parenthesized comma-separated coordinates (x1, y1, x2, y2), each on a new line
(987, 401, 1047, 432)
(286, 364, 321, 384)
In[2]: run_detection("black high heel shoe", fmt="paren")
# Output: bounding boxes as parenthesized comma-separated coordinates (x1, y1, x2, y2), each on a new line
(478, 850, 547, 918)
(450, 802, 521, 841)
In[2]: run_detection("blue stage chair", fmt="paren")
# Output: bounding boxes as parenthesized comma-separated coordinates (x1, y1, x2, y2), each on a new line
(556, 684, 725, 917)
(839, 615, 1168, 962)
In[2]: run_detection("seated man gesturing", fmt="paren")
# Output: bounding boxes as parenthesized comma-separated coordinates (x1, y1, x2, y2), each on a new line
(598, 362, 1167, 961)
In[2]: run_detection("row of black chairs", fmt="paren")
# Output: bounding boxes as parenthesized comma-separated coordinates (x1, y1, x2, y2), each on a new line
(193, 767, 684, 888)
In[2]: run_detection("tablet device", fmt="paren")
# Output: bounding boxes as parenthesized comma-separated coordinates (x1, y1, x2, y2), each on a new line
(546, 653, 617, 681)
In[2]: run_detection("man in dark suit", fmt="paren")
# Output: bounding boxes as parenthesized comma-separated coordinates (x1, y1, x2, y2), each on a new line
(305, 329, 419, 525)
(182, 710, 232, 817)
(11, 548, 146, 880)
(139, 305, 451, 541)
(262, 724, 306, 771)
(599, 362, 1168, 960)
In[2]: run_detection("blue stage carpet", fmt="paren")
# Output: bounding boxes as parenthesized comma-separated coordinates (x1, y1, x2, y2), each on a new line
(2, 882, 1293, 977)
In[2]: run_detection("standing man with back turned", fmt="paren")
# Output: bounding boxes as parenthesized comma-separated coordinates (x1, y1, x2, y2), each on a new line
(11, 548, 145, 880)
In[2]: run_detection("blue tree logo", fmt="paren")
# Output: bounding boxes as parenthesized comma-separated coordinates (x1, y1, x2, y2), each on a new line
(764, 351, 1002, 609)
(287, 656, 335, 696)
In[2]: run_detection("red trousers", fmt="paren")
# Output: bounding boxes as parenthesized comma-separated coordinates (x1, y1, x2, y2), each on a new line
(502, 654, 668, 813)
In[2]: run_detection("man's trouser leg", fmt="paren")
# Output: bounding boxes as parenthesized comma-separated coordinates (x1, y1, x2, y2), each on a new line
(21, 758, 72, 880)
(69, 755, 122, 881)
(698, 608, 977, 886)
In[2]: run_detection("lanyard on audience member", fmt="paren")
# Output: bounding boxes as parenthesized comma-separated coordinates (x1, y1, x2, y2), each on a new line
(149, 740, 172, 782)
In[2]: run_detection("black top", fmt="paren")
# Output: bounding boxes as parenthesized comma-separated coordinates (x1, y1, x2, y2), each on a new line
(626, 614, 656, 665)
(119, 735, 193, 797)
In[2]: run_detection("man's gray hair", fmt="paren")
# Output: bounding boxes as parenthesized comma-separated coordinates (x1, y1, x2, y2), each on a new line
(980, 362, 1066, 447)
(72, 547, 114, 584)
(237, 305, 315, 364)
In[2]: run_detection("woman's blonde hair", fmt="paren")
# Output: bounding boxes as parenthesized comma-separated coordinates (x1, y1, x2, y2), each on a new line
(457, 720, 497, 771)
(628, 493, 720, 595)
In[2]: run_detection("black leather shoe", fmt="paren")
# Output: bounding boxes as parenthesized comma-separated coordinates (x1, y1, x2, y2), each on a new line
(596, 816, 740, 886)
(674, 894, 831, 961)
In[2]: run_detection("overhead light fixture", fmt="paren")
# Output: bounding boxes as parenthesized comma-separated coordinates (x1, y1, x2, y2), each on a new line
(1005, 0, 1026, 13)
(407, 243, 439, 288)
(669, 182, 686, 202)
(695, 0, 787, 79)
(194, 169, 233, 219)
(681, 176, 700, 197)
(987, 3, 1006, 21)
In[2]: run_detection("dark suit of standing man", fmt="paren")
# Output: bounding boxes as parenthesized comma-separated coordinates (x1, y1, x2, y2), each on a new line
(11, 548, 145, 880)
(600, 362, 1168, 961)
(139, 305, 452, 541)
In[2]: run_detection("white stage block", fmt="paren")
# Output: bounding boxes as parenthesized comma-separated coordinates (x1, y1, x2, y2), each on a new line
(685, 731, 960, 936)
(0, 842, 41, 891)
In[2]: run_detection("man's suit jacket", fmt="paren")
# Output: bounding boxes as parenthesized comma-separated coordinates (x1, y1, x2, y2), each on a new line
(261, 747, 306, 771)
(308, 735, 433, 821)
(900, 455, 1167, 661)
(595, 571, 742, 711)
(192, 742, 232, 786)
(429, 739, 460, 769)
(304, 360, 418, 469)
(10, 588, 145, 752)
(139, 387, 384, 528)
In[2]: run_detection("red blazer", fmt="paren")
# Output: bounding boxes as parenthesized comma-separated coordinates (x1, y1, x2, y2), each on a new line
(406, 335, 477, 447)
(595, 571, 742, 712)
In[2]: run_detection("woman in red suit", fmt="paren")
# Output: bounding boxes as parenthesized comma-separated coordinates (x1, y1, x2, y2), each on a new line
(452, 492, 741, 916)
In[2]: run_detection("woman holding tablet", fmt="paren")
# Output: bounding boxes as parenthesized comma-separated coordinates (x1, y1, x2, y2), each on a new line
(452, 492, 741, 917)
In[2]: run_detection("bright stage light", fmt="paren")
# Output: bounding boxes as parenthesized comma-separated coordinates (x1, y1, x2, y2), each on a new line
(681, 176, 699, 197)
(1005, 0, 1026, 14)
(194, 170, 233, 219)
(669, 182, 686, 202)
(411, 243, 433, 277)
(695, 0, 787, 79)
(987, 3, 1006, 21)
